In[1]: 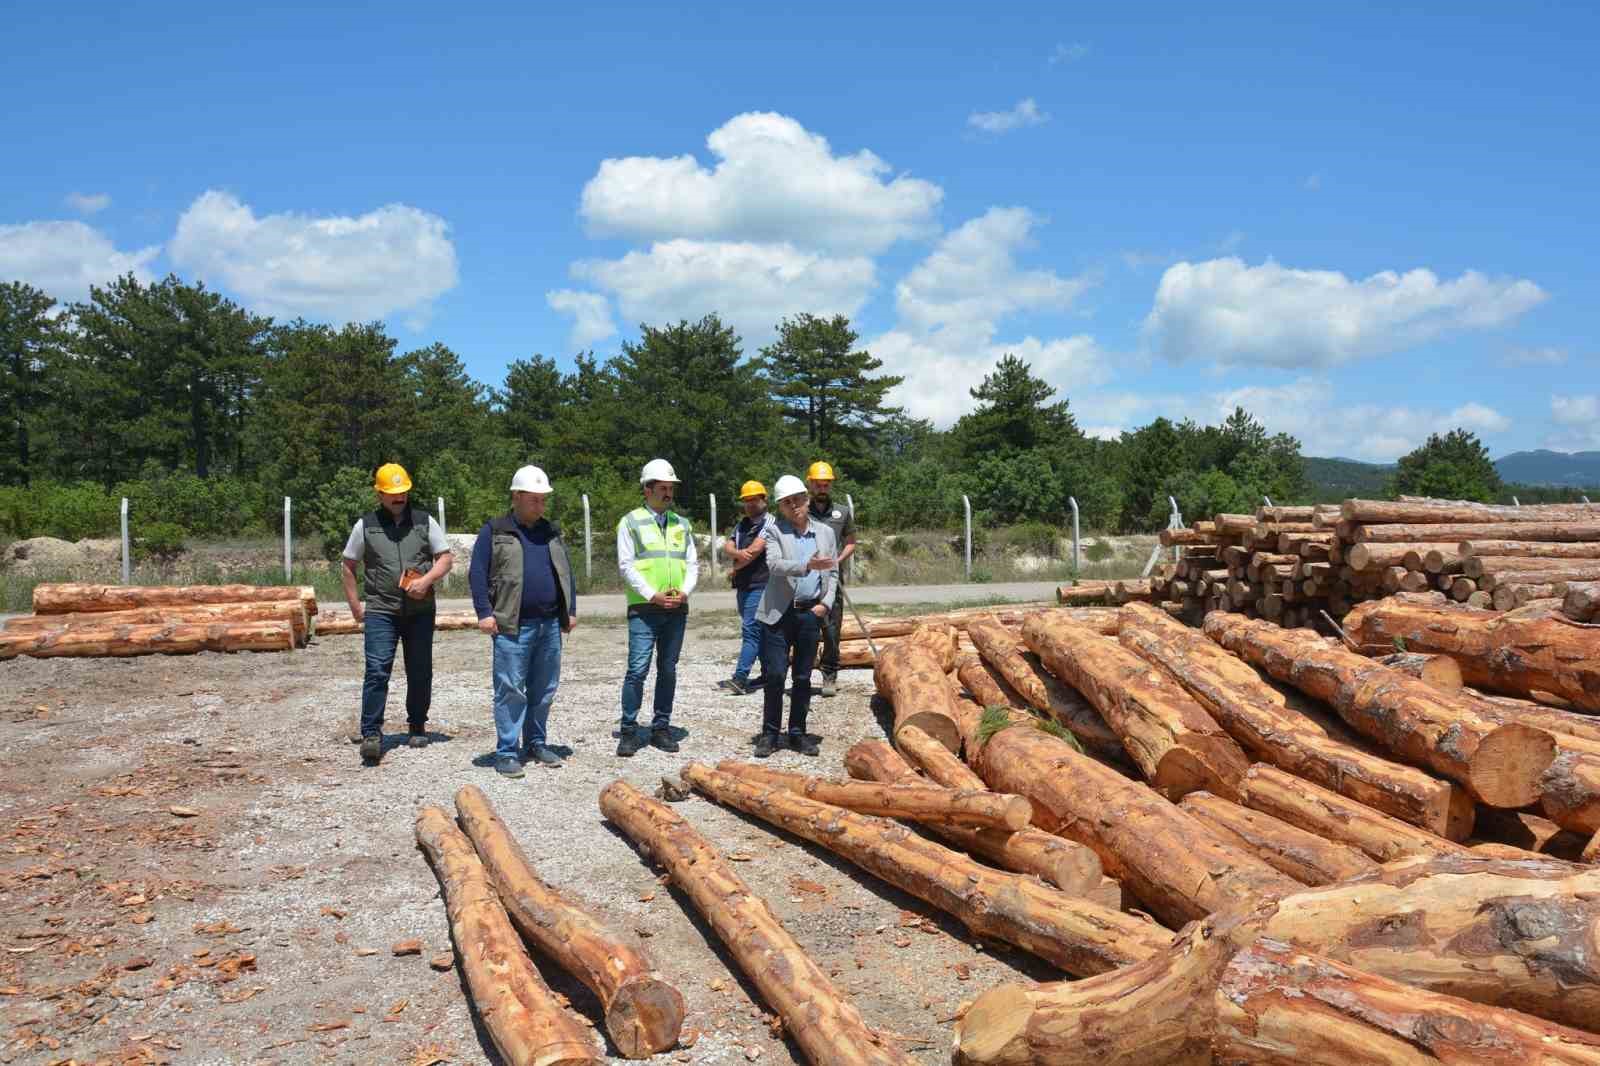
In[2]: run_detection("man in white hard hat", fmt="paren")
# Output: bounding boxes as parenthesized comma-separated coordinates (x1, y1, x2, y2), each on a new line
(751, 474, 837, 757)
(615, 458, 698, 756)
(467, 465, 578, 777)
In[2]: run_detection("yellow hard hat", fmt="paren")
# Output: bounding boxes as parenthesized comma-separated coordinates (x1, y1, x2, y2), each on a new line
(738, 480, 767, 500)
(374, 463, 412, 494)
(806, 461, 836, 482)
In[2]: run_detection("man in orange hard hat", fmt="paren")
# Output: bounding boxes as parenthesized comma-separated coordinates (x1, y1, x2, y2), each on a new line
(805, 461, 856, 697)
(718, 479, 774, 696)
(342, 463, 454, 766)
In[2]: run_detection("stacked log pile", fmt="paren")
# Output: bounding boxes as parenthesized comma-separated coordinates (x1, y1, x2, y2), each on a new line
(834, 603, 1121, 668)
(1, 582, 316, 659)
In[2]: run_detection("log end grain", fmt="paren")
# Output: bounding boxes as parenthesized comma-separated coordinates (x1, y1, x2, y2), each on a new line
(954, 983, 1033, 1066)
(1470, 722, 1558, 810)
(606, 975, 689, 1059)
(894, 712, 961, 755)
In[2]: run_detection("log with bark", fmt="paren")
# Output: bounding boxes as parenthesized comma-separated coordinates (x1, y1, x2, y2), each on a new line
(872, 635, 961, 751)
(1345, 541, 1456, 571)
(1540, 750, 1600, 834)
(1, 600, 311, 644)
(0, 619, 297, 660)
(709, 761, 1032, 830)
(679, 763, 1170, 974)
(33, 581, 317, 615)
(1055, 583, 1116, 606)
(1353, 520, 1600, 544)
(1481, 565, 1600, 592)
(1464, 554, 1599, 579)
(1342, 498, 1600, 524)
(1118, 604, 1471, 837)
(314, 608, 481, 636)
(1470, 808, 1592, 861)
(1203, 613, 1556, 807)
(1460, 539, 1600, 561)
(1374, 650, 1463, 690)
(1492, 583, 1562, 611)
(1468, 692, 1600, 745)
(1175, 791, 1377, 886)
(893, 724, 986, 790)
(415, 806, 602, 1066)
(1563, 580, 1600, 622)
(453, 786, 684, 1057)
(954, 654, 1128, 766)
(1343, 595, 1600, 711)
(1021, 613, 1249, 800)
(1237, 764, 1467, 862)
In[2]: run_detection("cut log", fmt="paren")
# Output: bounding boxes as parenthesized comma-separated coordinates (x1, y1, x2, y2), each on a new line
(1492, 582, 1562, 611)
(452, 786, 683, 1057)
(1471, 808, 1592, 861)
(414, 806, 602, 1066)
(1541, 750, 1600, 834)
(1158, 527, 1217, 547)
(1465, 554, 1600, 579)
(680, 764, 1169, 974)
(968, 714, 1297, 926)
(872, 638, 960, 752)
(709, 761, 1031, 830)
(1213, 938, 1600, 1066)
(597, 782, 912, 1066)
(968, 617, 1057, 709)
(1450, 575, 1479, 601)
(954, 654, 1128, 766)
(1343, 541, 1454, 571)
(837, 605, 1112, 642)
(1417, 545, 1465, 572)
(1586, 830, 1600, 863)
(33, 581, 317, 615)
(314, 608, 480, 636)
(1119, 604, 1471, 837)
(1022, 613, 1248, 800)
(1342, 498, 1600, 524)
(1, 600, 310, 644)
(1176, 791, 1377, 886)
(1237, 764, 1467, 862)
(894, 724, 986, 791)
(844, 739, 1104, 895)
(1258, 852, 1600, 1030)
(1460, 539, 1600, 560)
(1375, 651, 1463, 691)
(0, 620, 296, 661)
(1354, 520, 1600, 544)
(1482, 564, 1600, 591)
(1204, 612, 1556, 807)
(1055, 583, 1115, 606)
(1343, 596, 1600, 711)
(1468, 692, 1600, 746)
(1563, 580, 1600, 622)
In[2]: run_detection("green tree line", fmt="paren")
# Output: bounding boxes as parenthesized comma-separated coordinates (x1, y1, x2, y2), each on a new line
(3, 272, 1560, 552)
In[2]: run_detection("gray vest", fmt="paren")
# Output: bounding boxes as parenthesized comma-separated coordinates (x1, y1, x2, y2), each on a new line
(487, 513, 576, 633)
(362, 506, 436, 616)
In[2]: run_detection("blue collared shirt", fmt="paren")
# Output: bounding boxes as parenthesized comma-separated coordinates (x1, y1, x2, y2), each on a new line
(789, 525, 823, 602)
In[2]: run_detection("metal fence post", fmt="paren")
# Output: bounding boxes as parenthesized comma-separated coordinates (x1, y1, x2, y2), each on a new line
(962, 494, 972, 581)
(120, 497, 130, 584)
(1068, 496, 1080, 580)
(581, 494, 592, 582)
(845, 493, 855, 583)
(283, 496, 292, 582)
(708, 494, 718, 581)
(1513, 496, 1521, 507)
(1142, 497, 1184, 578)
(437, 496, 446, 534)
(1585, 496, 1592, 504)
(1262, 495, 1273, 508)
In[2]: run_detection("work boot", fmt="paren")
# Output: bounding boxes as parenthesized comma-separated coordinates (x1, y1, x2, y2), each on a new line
(753, 733, 779, 759)
(360, 734, 381, 764)
(495, 755, 525, 778)
(650, 727, 680, 753)
(407, 726, 429, 748)
(528, 746, 564, 768)
(791, 734, 820, 757)
(820, 673, 838, 698)
(616, 730, 646, 758)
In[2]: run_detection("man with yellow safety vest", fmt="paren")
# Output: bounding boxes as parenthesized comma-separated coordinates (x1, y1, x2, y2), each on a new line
(804, 461, 857, 696)
(615, 458, 699, 756)
(342, 463, 454, 766)
(717, 480, 773, 696)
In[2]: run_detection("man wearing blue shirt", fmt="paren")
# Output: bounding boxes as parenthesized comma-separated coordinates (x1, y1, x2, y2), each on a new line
(468, 466, 577, 777)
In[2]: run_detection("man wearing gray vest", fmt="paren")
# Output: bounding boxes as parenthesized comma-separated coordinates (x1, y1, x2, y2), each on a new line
(342, 463, 454, 766)
(468, 466, 578, 777)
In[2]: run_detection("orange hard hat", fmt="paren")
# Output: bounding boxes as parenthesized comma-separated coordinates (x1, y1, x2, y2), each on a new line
(738, 480, 767, 500)
(374, 463, 412, 494)
(806, 461, 836, 482)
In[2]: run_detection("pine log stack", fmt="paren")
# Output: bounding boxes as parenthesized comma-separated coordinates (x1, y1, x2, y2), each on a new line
(313, 608, 482, 636)
(834, 605, 1120, 667)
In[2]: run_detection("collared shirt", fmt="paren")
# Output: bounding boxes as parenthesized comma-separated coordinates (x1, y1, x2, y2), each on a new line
(788, 524, 823, 603)
(616, 506, 699, 602)
(808, 497, 855, 581)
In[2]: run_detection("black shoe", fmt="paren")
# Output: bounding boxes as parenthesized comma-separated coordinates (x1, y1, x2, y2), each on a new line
(527, 745, 564, 768)
(616, 731, 646, 758)
(650, 728, 680, 753)
(720, 677, 750, 695)
(747, 676, 769, 691)
(360, 734, 381, 764)
(407, 727, 429, 748)
(820, 673, 838, 698)
(495, 755, 525, 778)
(753, 734, 779, 758)
(791, 734, 820, 756)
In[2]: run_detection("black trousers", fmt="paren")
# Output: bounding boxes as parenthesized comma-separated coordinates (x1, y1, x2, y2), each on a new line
(760, 606, 821, 737)
(817, 589, 844, 676)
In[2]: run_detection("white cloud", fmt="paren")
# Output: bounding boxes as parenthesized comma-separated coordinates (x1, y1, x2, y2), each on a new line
(573, 239, 876, 348)
(578, 112, 941, 255)
(168, 190, 458, 325)
(1547, 394, 1600, 450)
(64, 192, 111, 215)
(874, 331, 1110, 427)
(1553, 394, 1599, 424)
(1050, 41, 1090, 64)
(1142, 257, 1547, 368)
(0, 220, 160, 302)
(1503, 345, 1568, 367)
(545, 289, 616, 350)
(967, 98, 1051, 134)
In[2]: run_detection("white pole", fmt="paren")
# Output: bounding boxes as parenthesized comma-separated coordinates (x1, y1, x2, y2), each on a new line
(436, 495, 446, 534)
(962, 494, 972, 581)
(120, 497, 130, 585)
(845, 493, 855, 584)
(1069, 496, 1080, 580)
(708, 493, 718, 581)
(1585, 496, 1592, 504)
(1170, 496, 1183, 563)
(1262, 495, 1274, 508)
(1513, 496, 1521, 507)
(283, 496, 292, 582)
(581, 493, 592, 582)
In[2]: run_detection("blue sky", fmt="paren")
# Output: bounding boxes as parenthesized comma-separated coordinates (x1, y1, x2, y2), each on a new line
(4, 1, 1596, 460)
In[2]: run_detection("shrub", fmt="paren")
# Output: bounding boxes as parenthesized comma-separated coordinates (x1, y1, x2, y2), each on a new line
(0, 481, 119, 540)
(134, 521, 187, 561)
(1085, 540, 1115, 563)
(312, 467, 379, 558)
(999, 520, 1059, 555)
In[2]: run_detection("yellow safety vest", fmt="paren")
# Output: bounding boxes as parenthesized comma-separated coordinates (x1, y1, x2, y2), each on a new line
(621, 506, 691, 605)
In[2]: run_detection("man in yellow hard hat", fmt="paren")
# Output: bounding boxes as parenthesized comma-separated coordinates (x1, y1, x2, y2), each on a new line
(805, 461, 856, 697)
(717, 480, 773, 696)
(341, 463, 454, 766)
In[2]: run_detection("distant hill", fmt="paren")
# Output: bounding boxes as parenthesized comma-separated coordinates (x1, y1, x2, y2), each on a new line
(1493, 450, 1600, 488)
(1303, 456, 1393, 501)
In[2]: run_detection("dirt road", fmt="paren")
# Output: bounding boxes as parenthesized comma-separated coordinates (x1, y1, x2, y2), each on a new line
(0, 612, 1056, 1065)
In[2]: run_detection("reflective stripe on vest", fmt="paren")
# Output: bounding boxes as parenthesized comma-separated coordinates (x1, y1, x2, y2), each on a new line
(623, 506, 690, 605)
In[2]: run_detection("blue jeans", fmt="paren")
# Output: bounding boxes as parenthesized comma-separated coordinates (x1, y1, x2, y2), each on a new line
(733, 585, 765, 682)
(492, 617, 562, 758)
(621, 607, 687, 731)
(361, 609, 435, 737)
(760, 606, 821, 738)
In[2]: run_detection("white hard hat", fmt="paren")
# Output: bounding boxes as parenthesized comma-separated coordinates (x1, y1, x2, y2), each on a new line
(639, 458, 680, 484)
(510, 465, 552, 493)
(773, 474, 807, 500)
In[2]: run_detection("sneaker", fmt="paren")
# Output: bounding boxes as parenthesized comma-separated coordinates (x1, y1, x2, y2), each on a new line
(820, 673, 838, 698)
(753, 733, 779, 758)
(360, 734, 381, 764)
(495, 755, 525, 778)
(791, 734, 820, 756)
(650, 728, 680, 753)
(407, 727, 429, 748)
(528, 746, 564, 768)
(718, 677, 747, 694)
(616, 731, 646, 758)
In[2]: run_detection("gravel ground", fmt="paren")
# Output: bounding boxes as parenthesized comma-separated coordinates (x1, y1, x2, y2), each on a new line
(0, 612, 1057, 1065)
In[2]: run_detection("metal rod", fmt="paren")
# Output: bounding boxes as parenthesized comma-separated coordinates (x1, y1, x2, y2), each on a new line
(1262, 495, 1274, 508)
(120, 497, 130, 585)
(845, 493, 855, 584)
(581, 493, 592, 582)
(708, 493, 718, 581)
(962, 495, 972, 581)
(283, 496, 292, 582)
(1069, 496, 1080, 580)
(838, 583, 879, 661)
(437, 495, 446, 535)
